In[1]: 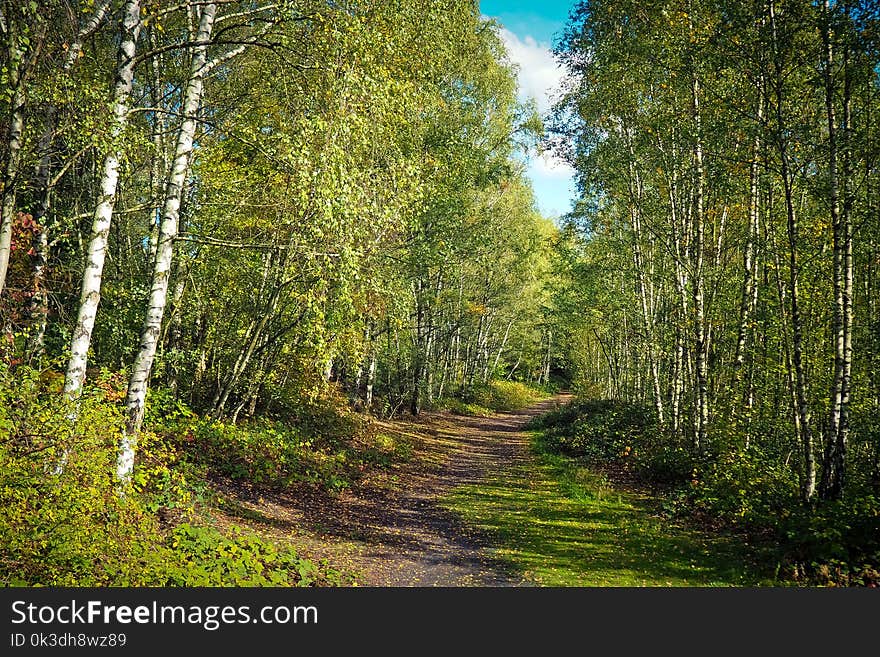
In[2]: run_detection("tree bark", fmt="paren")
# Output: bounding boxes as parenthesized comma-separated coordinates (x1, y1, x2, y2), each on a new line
(691, 73, 709, 452)
(121, 3, 217, 481)
(820, 2, 853, 499)
(625, 129, 665, 426)
(769, 0, 815, 500)
(0, 47, 25, 297)
(63, 0, 142, 400)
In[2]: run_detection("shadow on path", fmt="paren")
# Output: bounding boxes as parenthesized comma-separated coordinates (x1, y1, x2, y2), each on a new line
(213, 396, 570, 586)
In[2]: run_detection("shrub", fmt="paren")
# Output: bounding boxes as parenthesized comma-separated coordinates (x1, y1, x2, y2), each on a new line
(687, 448, 799, 524)
(776, 495, 880, 586)
(636, 442, 695, 486)
(163, 524, 340, 586)
(531, 398, 656, 465)
(0, 366, 344, 587)
(178, 414, 397, 493)
(436, 397, 492, 417)
(469, 380, 546, 412)
(0, 366, 169, 585)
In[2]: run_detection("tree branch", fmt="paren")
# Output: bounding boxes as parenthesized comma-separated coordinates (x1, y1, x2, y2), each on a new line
(175, 233, 340, 257)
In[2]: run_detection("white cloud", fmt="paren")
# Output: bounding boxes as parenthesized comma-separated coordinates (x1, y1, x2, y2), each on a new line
(495, 26, 576, 218)
(498, 27, 564, 115)
(528, 155, 576, 218)
(529, 150, 575, 179)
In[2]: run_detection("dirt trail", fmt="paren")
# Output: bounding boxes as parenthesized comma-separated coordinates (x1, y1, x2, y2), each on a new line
(213, 395, 570, 586)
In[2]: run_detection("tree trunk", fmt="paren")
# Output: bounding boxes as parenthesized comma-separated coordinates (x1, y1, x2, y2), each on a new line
(491, 319, 513, 378)
(410, 283, 425, 415)
(626, 131, 665, 426)
(63, 0, 142, 401)
(365, 351, 377, 409)
(0, 52, 25, 297)
(820, 3, 853, 500)
(735, 103, 763, 375)
(691, 73, 709, 452)
(119, 3, 217, 481)
(770, 0, 814, 500)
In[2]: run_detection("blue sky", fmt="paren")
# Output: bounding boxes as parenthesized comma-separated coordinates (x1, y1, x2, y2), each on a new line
(480, 1, 577, 219)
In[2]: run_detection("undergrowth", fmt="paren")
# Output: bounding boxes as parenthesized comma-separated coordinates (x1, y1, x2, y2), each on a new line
(529, 397, 880, 587)
(437, 380, 548, 416)
(0, 364, 381, 586)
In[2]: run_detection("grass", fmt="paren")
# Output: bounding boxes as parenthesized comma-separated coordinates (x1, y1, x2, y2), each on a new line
(436, 380, 550, 417)
(443, 432, 774, 587)
(439, 398, 494, 417)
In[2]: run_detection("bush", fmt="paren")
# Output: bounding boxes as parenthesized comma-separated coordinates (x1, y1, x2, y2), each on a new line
(530, 398, 657, 465)
(0, 366, 170, 585)
(436, 397, 492, 417)
(0, 365, 344, 587)
(687, 448, 799, 524)
(777, 495, 880, 586)
(637, 442, 695, 486)
(163, 524, 340, 586)
(468, 380, 546, 412)
(176, 414, 399, 493)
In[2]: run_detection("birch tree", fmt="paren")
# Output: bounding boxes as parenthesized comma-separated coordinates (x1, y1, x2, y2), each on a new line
(62, 0, 142, 400)
(0, 0, 33, 297)
(119, 2, 218, 480)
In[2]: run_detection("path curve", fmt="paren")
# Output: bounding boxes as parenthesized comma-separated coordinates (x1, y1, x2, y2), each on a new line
(378, 395, 570, 586)
(213, 395, 570, 586)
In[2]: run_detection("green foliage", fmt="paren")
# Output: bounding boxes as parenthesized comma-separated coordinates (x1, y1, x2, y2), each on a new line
(688, 449, 799, 524)
(529, 398, 657, 466)
(468, 380, 547, 412)
(436, 381, 547, 416)
(190, 420, 309, 486)
(0, 365, 166, 586)
(437, 398, 493, 417)
(531, 397, 880, 585)
(163, 524, 340, 587)
(777, 497, 880, 587)
(147, 389, 396, 493)
(0, 365, 342, 586)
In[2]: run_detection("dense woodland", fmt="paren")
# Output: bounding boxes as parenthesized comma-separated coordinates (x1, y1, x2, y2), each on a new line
(0, 0, 557, 585)
(0, 0, 878, 587)
(546, 0, 879, 583)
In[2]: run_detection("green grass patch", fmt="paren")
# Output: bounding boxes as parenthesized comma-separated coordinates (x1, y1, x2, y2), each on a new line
(470, 380, 548, 412)
(443, 432, 774, 586)
(437, 380, 549, 416)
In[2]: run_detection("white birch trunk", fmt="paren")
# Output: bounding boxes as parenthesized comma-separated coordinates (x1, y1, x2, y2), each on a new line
(63, 0, 142, 400)
(365, 352, 377, 409)
(491, 319, 513, 378)
(120, 3, 217, 480)
(0, 55, 25, 297)
(691, 74, 709, 452)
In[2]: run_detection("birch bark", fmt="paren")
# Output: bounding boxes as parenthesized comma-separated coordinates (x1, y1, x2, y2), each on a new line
(121, 4, 218, 481)
(63, 0, 142, 400)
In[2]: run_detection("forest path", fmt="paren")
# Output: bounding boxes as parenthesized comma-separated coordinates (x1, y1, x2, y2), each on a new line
(212, 395, 571, 586)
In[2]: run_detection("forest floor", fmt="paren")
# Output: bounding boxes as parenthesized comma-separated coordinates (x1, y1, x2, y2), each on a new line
(209, 395, 764, 586)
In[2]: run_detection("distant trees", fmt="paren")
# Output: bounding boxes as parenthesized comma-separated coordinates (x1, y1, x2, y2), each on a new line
(0, 1, 554, 482)
(550, 0, 880, 501)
